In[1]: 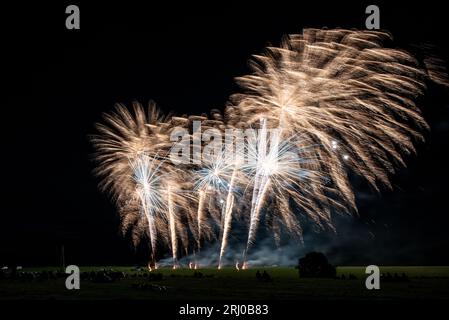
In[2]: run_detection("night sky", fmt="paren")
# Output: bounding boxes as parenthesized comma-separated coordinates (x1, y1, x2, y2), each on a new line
(1, 2, 448, 266)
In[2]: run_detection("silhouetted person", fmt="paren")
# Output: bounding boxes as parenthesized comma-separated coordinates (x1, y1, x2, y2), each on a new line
(256, 270, 262, 280)
(262, 271, 272, 282)
(401, 273, 409, 282)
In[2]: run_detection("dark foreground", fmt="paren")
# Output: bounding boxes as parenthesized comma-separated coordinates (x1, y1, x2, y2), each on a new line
(1, 266, 448, 300)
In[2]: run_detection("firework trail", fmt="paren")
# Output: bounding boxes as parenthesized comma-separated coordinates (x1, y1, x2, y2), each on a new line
(131, 153, 164, 263)
(194, 145, 243, 268)
(196, 189, 206, 251)
(242, 120, 316, 263)
(92, 102, 174, 254)
(167, 186, 178, 268)
(245, 119, 272, 255)
(92, 29, 447, 268)
(194, 147, 236, 253)
(188, 111, 228, 254)
(218, 167, 238, 268)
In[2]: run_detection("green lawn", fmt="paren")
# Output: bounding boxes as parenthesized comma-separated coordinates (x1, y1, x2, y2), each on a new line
(1, 266, 448, 300)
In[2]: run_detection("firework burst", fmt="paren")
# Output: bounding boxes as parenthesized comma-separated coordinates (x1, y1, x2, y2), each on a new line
(92, 29, 447, 268)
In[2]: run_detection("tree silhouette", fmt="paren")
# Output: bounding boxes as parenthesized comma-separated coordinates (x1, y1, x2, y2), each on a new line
(298, 252, 336, 278)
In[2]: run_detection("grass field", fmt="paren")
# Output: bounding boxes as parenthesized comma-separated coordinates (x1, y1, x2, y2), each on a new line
(1, 266, 449, 300)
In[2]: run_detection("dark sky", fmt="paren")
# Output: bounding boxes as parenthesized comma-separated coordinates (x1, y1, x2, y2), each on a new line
(1, 1, 448, 266)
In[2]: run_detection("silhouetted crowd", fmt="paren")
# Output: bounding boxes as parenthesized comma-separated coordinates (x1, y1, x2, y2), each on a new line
(337, 272, 409, 282)
(380, 272, 409, 282)
(1, 267, 65, 281)
(255, 270, 272, 282)
(338, 273, 358, 280)
(0, 266, 165, 283)
(0, 266, 412, 284)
